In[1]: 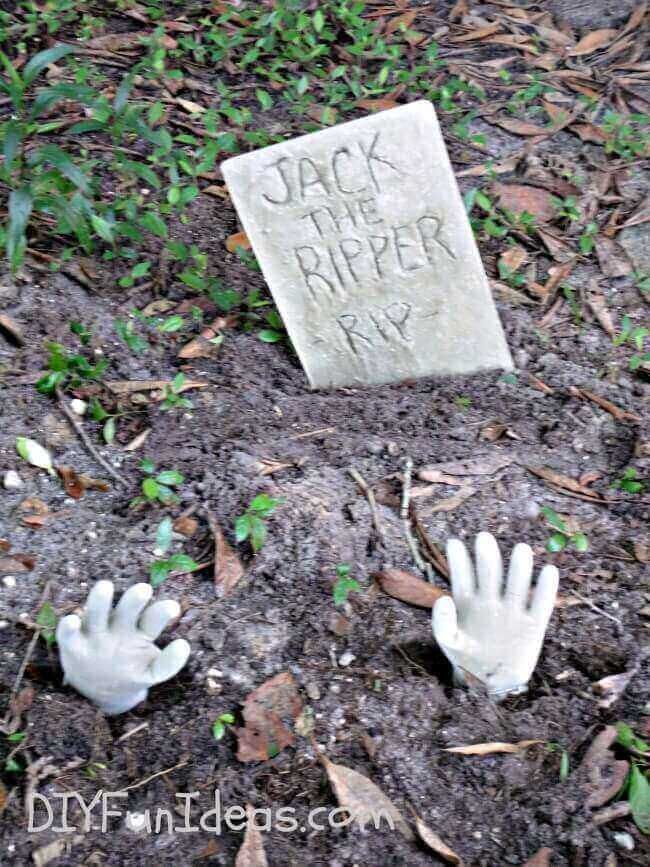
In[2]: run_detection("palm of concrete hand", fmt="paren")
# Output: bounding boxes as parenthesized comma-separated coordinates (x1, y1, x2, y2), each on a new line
(57, 580, 190, 715)
(433, 532, 558, 699)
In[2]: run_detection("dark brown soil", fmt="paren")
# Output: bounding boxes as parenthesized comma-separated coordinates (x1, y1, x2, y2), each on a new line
(0, 2, 649, 866)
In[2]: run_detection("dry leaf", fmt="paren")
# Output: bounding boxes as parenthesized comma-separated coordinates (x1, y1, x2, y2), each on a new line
(85, 31, 177, 51)
(178, 316, 228, 359)
(106, 379, 207, 396)
(480, 420, 519, 442)
(588, 292, 615, 337)
(526, 465, 603, 499)
(373, 568, 447, 608)
(321, 754, 414, 839)
(592, 670, 636, 709)
(173, 515, 199, 537)
(203, 184, 230, 200)
(124, 428, 151, 451)
(569, 387, 640, 422)
(596, 236, 632, 277)
(571, 123, 608, 144)
(569, 29, 617, 56)
(356, 98, 400, 112)
(444, 740, 543, 755)
(620, 1, 648, 36)
(450, 24, 502, 43)
(0, 554, 35, 573)
(141, 298, 176, 317)
(0, 313, 24, 346)
(633, 542, 649, 563)
(235, 804, 268, 867)
(207, 513, 244, 598)
(493, 183, 556, 222)
(427, 486, 476, 514)
(499, 245, 528, 272)
(236, 672, 302, 763)
(522, 849, 553, 867)
(175, 97, 205, 115)
(56, 466, 84, 499)
(580, 726, 630, 809)
(419, 454, 513, 479)
(386, 10, 417, 35)
(491, 117, 549, 137)
(226, 231, 251, 253)
(414, 813, 464, 865)
(456, 155, 519, 178)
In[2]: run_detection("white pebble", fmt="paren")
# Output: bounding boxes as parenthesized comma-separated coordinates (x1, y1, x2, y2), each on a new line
(613, 832, 634, 852)
(0, 620, 8, 629)
(338, 651, 356, 667)
(3, 470, 23, 490)
(2, 576, 16, 589)
(70, 399, 87, 416)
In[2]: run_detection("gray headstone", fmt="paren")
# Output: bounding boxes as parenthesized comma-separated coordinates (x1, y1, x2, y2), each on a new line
(222, 100, 512, 389)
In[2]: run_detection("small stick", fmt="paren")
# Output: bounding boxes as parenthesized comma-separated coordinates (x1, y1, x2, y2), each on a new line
(2, 580, 51, 732)
(401, 458, 433, 581)
(121, 760, 188, 792)
(348, 468, 385, 546)
(570, 590, 623, 629)
(117, 722, 149, 743)
(56, 387, 128, 487)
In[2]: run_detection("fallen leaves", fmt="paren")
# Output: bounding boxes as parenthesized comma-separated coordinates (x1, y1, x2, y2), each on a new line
(596, 236, 633, 277)
(373, 567, 447, 608)
(419, 454, 513, 480)
(492, 183, 556, 222)
(569, 29, 617, 56)
(444, 740, 543, 756)
(235, 805, 268, 867)
(0, 313, 23, 346)
(56, 466, 109, 499)
(236, 672, 302, 763)
(0, 552, 36, 573)
(522, 849, 553, 867)
(426, 486, 477, 515)
(106, 378, 207, 397)
(207, 512, 244, 597)
(580, 726, 630, 809)
(593, 668, 638, 709)
(526, 465, 604, 501)
(178, 316, 230, 359)
(226, 231, 251, 253)
(413, 812, 464, 865)
(320, 754, 414, 839)
(568, 387, 641, 422)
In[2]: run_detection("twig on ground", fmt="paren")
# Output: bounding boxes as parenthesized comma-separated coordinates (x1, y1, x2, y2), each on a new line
(348, 467, 385, 547)
(570, 590, 623, 629)
(401, 458, 433, 581)
(121, 760, 188, 792)
(56, 387, 128, 488)
(1, 580, 51, 733)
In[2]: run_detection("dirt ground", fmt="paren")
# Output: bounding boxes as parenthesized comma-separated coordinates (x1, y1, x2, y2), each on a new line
(0, 2, 649, 866)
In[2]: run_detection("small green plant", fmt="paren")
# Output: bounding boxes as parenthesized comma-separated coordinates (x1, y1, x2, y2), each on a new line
(579, 221, 598, 255)
(212, 712, 235, 741)
(551, 195, 581, 224)
(616, 723, 650, 834)
(115, 318, 149, 354)
(635, 272, 650, 297)
(332, 563, 360, 606)
(454, 395, 471, 410)
(36, 602, 57, 647)
(160, 373, 193, 411)
(613, 314, 649, 371)
(547, 742, 570, 781)
(600, 111, 650, 160)
(235, 494, 282, 553)
(497, 259, 526, 289)
(132, 459, 184, 507)
(611, 467, 645, 495)
(150, 517, 198, 587)
(36, 322, 107, 394)
(540, 506, 588, 553)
